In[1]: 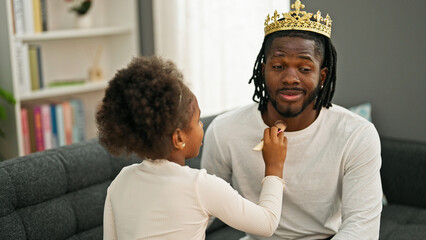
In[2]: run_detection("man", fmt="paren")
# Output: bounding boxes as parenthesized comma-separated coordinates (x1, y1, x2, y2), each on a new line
(201, 1, 382, 239)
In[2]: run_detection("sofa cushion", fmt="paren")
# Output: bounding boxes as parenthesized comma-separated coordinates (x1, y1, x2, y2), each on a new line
(0, 139, 140, 240)
(380, 137, 426, 208)
(380, 204, 426, 240)
(56, 142, 114, 192)
(18, 196, 76, 240)
(206, 218, 245, 240)
(3, 150, 68, 208)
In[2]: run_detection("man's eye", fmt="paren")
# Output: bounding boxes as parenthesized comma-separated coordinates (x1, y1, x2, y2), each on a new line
(300, 68, 311, 72)
(273, 65, 283, 69)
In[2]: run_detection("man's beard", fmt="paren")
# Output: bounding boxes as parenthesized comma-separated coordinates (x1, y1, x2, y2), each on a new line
(268, 84, 321, 118)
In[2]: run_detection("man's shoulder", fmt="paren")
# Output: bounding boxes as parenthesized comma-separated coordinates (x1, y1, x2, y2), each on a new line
(326, 104, 373, 126)
(325, 104, 378, 139)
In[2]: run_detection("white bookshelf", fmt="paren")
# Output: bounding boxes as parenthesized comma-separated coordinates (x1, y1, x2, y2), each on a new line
(2, 0, 140, 159)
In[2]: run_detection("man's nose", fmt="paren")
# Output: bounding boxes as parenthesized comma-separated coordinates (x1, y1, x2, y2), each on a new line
(282, 68, 300, 85)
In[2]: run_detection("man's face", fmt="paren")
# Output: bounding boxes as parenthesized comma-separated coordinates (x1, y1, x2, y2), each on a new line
(263, 36, 327, 118)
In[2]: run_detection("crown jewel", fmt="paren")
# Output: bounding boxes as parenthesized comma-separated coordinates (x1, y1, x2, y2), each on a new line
(264, 0, 332, 38)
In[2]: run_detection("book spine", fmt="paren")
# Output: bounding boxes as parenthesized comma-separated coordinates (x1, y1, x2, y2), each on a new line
(32, 0, 42, 33)
(28, 45, 40, 91)
(55, 103, 65, 147)
(50, 104, 58, 148)
(40, 0, 48, 31)
(70, 99, 86, 143)
(20, 108, 31, 155)
(14, 42, 31, 95)
(36, 45, 44, 89)
(26, 106, 37, 153)
(22, 0, 34, 34)
(10, 0, 16, 34)
(33, 105, 45, 152)
(41, 104, 52, 150)
(12, 0, 25, 35)
(62, 101, 73, 145)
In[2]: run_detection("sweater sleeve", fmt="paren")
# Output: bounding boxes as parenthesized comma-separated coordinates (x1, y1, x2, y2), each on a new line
(333, 124, 382, 240)
(103, 188, 117, 240)
(197, 171, 285, 237)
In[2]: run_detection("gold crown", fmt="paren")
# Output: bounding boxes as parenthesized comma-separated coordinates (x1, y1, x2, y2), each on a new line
(264, 0, 332, 38)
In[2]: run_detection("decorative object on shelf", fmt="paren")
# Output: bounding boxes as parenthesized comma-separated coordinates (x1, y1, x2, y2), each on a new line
(48, 79, 86, 88)
(0, 87, 16, 138)
(66, 0, 93, 29)
(75, 14, 93, 29)
(89, 46, 104, 82)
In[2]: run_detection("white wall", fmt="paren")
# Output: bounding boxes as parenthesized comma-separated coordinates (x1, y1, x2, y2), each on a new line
(153, 0, 289, 117)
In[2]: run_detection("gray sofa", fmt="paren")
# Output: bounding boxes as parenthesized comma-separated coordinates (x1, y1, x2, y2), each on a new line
(0, 114, 425, 240)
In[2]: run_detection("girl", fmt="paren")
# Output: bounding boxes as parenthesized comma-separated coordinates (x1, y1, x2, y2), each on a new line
(97, 56, 287, 240)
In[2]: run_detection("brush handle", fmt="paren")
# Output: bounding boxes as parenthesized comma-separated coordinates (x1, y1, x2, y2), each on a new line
(252, 129, 285, 151)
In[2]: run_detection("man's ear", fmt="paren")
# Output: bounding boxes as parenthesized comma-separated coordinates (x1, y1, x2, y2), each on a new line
(262, 63, 265, 78)
(320, 67, 328, 86)
(172, 129, 185, 150)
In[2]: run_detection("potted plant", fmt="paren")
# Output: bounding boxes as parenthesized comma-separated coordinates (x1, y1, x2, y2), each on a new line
(68, 0, 92, 15)
(66, 0, 93, 28)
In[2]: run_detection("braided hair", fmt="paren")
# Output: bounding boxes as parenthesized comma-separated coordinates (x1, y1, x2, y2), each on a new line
(249, 30, 337, 112)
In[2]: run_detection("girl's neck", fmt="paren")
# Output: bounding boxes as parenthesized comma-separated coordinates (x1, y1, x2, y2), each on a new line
(167, 152, 185, 166)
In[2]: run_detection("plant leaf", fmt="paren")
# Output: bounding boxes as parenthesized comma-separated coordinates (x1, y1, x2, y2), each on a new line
(0, 88, 16, 104)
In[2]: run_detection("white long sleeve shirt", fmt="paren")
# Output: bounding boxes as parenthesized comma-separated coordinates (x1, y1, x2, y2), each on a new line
(201, 103, 383, 240)
(103, 159, 285, 240)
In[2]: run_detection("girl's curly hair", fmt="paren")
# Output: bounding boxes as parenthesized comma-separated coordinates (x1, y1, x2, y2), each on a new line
(96, 56, 194, 159)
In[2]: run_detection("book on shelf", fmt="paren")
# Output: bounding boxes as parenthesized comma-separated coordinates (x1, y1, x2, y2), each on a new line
(41, 103, 52, 150)
(28, 45, 40, 91)
(36, 45, 44, 89)
(33, 105, 45, 152)
(11, 0, 45, 34)
(12, 0, 25, 35)
(21, 99, 86, 154)
(14, 42, 31, 95)
(50, 104, 59, 148)
(28, 44, 44, 91)
(32, 0, 42, 33)
(55, 103, 66, 147)
(25, 105, 37, 153)
(62, 101, 73, 145)
(20, 108, 31, 155)
(70, 99, 86, 143)
(22, 0, 35, 34)
(40, 0, 48, 31)
(10, 0, 16, 34)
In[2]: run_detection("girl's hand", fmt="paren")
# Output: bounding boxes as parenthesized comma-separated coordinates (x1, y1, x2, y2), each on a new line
(262, 122, 287, 178)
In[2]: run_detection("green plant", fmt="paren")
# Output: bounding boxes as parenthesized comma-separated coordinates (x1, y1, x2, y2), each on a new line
(67, 0, 92, 16)
(0, 87, 16, 138)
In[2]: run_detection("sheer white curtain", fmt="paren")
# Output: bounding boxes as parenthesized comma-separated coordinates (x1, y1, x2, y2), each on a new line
(153, 0, 289, 116)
